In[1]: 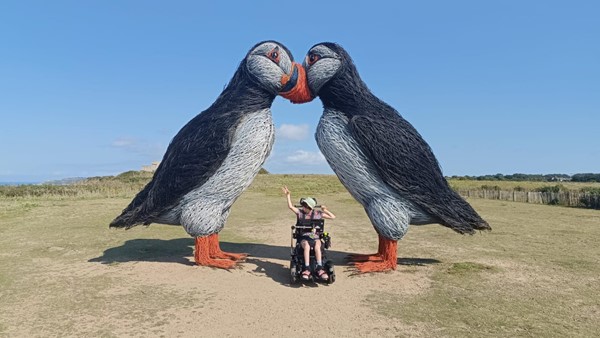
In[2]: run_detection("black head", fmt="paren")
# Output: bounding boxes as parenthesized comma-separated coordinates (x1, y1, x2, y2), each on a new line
(243, 40, 296, 95)
(303, 42, 375, 114)
(303, 42, 363, 96)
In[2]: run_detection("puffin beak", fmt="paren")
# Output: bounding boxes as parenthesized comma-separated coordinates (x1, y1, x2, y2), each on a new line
(279, 62, 314, 104)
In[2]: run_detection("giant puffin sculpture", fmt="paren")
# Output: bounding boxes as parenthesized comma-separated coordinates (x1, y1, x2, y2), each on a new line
(294, 42, 491, 272)
(110, 41, 310, 269)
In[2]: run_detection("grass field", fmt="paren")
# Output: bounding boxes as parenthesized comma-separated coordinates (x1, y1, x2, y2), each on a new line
(1, 174, 599, 337)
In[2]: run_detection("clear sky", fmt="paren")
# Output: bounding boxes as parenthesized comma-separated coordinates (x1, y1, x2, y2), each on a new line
(1, 1, 599, 182)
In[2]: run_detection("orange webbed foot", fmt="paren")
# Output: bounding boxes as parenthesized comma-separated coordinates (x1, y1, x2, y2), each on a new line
(194, 236, 239, 270)
(194, 256, 239, 269)
(351, 237, 398, 273)
(347, 253, 383, 262)
(211, 251, 248, 261)
(354, 260, 396, 273)
(347, 234, 387, 263)
(207, 233, 247, 261)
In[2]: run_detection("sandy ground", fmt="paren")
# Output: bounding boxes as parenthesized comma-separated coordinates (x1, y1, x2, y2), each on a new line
(1, 206, 438, 338)
(82, 235, 434, 337)
(92, 255, 429, 337)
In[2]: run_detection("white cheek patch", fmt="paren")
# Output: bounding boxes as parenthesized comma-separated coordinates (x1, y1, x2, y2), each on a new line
(308, 58, 342, 94)
(279, 55, 292, 76)
(246, 55, 284, 93)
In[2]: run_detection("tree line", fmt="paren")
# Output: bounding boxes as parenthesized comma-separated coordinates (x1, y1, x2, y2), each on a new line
(448, 173, 600, 182)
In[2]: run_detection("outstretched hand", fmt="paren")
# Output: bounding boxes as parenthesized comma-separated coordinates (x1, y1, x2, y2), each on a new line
(282, 186, 290, 196)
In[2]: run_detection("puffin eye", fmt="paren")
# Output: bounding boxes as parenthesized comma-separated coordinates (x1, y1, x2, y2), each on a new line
(308, 53, 320, 65)
(267, 48, 281, 63)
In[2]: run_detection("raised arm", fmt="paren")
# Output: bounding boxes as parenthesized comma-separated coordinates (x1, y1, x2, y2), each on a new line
(321, 205, 336, 219)
(282, 186, 299, 214)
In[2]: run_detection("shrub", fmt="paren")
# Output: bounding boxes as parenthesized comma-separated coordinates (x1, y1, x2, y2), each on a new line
(480, 185, 500, 191)
(580, 187, 600, 194)
(535, 185, 564, 193)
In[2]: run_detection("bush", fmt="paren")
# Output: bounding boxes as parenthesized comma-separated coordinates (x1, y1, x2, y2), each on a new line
(114, 171, 154, 184)
(480, 185, 500, 191)
(580, 187, 600, 194)
(535, 185, 564, 193)
(579, 191, 600, 209)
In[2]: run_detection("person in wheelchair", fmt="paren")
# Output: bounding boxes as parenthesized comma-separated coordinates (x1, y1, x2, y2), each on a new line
(282, 186, 336, 281)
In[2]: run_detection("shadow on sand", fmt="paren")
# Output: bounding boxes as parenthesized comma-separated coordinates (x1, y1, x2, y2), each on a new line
(90, 239, 441, 284)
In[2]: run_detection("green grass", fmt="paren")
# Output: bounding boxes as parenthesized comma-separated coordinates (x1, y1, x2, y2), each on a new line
(362, 198, 600, 337)
(446, 261, 499, 275)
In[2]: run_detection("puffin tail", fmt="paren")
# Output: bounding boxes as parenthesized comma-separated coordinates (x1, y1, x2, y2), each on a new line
(109, 182, 154, 229)
(456, 213, 491, 235)
(472, 219, 492, 232)
(443, 217, 491, 235)
(109, 211, 143, 229)
(430, 192, 492, 235)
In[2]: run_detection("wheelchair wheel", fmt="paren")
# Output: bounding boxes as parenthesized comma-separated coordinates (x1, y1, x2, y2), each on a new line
(324, 260, 335, 284)
(290, 262, 298, 284)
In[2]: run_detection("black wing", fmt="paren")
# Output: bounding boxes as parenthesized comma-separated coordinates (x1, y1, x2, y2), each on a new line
(110, 109, 236, 228)
(348, 112, 490, 234)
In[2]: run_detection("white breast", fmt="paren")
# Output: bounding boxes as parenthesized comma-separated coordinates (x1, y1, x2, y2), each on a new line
(159, 109, 274, 234)
(316, 108, 433, 234)
(316, 108, 391, 203)
(194, 108, 274, 202)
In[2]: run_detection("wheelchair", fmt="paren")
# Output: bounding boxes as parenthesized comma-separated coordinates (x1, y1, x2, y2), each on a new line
(289, 206, 335, 285)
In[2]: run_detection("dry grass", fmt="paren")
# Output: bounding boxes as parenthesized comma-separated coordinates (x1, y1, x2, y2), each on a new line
(1, 174, 599, 337)
(364, 198, 600, 337)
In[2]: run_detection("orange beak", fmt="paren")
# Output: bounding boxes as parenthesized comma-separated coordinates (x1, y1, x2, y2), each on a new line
(279, 62, 314, 104)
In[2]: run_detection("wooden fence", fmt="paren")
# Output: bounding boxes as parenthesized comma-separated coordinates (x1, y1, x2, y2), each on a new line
(456, 190, 600, 210)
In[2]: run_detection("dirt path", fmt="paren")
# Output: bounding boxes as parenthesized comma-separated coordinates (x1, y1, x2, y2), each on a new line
(120, 263, 424, 336)
(80, 233, 434, 337)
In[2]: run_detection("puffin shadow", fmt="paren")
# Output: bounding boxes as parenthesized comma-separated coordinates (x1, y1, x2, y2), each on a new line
(223, 242, 291, 285)
(244, 258, 291, 286)
(221, 241, 353, 285)
(343, 256, 442, 276)
(221, 241, 353, 268)
(89, 238, 359, 284)
(89, 238, 196, 265)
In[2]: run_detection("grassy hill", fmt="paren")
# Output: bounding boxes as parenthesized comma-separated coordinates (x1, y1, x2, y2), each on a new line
(2, 171, 599, 208)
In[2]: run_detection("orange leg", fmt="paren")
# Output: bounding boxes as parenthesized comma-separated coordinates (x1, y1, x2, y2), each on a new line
(194, 236, 237, 269)
(354, 237, 398, 273)
(207, 233, 248, 261)
(348, 234, 385, 262)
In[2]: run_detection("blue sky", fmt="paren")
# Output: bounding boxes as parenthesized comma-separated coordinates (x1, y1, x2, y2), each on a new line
(1, 1, 599, 182)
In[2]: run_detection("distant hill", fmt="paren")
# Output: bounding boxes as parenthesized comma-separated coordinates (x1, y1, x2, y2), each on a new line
(0, 181, 39, 186)
(43, 177, 87, 185)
